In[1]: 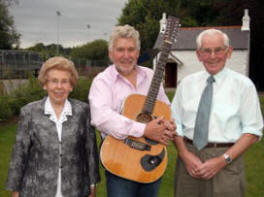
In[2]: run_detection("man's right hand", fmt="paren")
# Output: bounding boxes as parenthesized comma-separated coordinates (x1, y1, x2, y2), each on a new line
(173, 136, 203, 178)
(182, 150, 203, 178)
(144, 117, 174, 145)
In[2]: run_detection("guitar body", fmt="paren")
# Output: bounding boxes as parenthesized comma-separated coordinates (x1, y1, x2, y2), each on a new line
(100, 94, 171, 183)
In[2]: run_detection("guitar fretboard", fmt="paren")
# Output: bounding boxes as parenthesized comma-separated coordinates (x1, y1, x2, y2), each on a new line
(142, 41, 171, 114)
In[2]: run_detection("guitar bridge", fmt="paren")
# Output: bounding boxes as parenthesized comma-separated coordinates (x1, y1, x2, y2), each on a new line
(124, 138, 151, 151)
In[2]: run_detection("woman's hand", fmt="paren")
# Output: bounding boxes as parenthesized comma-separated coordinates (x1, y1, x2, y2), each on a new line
(88, 186, 96, 197)
(12, 191, 19, 197)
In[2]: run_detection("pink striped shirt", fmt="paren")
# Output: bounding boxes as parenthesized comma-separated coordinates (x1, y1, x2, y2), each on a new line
(88, 65, 169, 139)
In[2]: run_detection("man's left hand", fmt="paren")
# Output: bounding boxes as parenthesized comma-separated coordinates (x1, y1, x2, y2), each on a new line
(163, 119, 177, 140)
(196, 156, 227, 180)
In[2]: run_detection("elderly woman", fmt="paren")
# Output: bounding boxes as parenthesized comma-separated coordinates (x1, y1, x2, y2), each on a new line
(6, 57, 100, 197)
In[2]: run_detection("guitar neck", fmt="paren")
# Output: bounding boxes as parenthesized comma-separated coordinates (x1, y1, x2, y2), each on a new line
(142, 41, 171, 114)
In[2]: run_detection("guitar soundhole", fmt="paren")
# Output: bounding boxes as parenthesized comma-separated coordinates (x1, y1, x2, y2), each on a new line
(136, 112, 152, 123)
(136, 113, 158, 145)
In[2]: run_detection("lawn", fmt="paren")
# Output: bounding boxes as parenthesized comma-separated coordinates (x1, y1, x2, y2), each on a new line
(0, 93, 263, 197)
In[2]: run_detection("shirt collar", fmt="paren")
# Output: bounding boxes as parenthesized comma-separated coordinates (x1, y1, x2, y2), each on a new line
(111, 64, 120, 80)
(212, 67, 227, 84)
(204, 67, 227, 84)
(44, 97, 72, 118)
(110, 64, 147, 85)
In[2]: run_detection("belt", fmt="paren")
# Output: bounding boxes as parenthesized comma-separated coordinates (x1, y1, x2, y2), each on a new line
(184, 137, 234, 148)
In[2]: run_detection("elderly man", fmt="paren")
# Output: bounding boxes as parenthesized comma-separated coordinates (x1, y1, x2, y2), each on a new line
(171, 28, 263, 197)
(89, 25, 176, 197)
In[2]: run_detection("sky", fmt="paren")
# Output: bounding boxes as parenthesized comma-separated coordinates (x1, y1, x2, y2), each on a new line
(10, 0, 128, 48)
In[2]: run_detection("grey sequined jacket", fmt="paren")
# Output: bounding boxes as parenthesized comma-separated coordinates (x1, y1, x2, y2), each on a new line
(6, 98, 100, 197)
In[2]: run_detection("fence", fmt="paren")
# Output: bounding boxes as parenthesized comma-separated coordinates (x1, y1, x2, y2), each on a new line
(72, 59, 109, 78)
(0, 50, 109, 79)
(0, 50, 43, 79)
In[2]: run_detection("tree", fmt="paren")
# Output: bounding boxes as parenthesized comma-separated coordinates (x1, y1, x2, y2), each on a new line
(185, 0, 264, 90)
(26, 43, 62, 59)
(118, 0, 181, 51)
(118, 0, 214, 52)
(118, 0, 264, 90)
(212, 0, 264, 90)
(71, 39, 108, 60)
(0, 0, 20, 49)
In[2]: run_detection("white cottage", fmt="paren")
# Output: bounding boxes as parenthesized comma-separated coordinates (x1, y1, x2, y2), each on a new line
(153, 10, 250, 88)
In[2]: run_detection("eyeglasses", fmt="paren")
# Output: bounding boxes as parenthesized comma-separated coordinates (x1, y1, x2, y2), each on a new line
(47, 79, 70, 86)
(199, 47, 228, 57)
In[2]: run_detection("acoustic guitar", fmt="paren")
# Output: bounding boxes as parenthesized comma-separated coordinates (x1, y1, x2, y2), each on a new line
(100, 16, 180, 183)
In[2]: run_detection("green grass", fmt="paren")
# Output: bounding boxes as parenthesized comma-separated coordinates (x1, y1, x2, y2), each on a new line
(0, 124, 17, 197)
(0, 93, 263, 197)
(1, 125, 263, 197)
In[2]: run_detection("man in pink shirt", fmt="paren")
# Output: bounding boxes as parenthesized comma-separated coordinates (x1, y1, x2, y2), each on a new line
(89, 25, 176, 197)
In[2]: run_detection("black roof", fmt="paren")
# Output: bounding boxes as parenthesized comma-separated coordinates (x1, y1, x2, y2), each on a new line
(154, 26, 250, 50)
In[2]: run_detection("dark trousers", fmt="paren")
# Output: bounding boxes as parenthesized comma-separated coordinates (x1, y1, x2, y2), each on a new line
(105, 170, 161, 197)
(174, 142, 246, 197)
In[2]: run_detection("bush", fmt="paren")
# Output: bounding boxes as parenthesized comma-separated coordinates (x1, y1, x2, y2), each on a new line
(0, 75, 93, 120)
(70, 77, 92, 103)
(8, 75, 46, 115)
(260, 94, 264, 117)
(0, 96, 13, 120)
(0, 80, 8, 96)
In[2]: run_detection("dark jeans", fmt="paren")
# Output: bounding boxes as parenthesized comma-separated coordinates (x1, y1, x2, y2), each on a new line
(105, 170, 161, 197)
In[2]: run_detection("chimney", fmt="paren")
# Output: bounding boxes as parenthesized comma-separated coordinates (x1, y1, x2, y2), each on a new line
(241, 9, 250, 31)
(160, 13, 167, 34)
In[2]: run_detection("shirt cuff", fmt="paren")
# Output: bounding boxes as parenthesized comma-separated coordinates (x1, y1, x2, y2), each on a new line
(129, 122, 146, 138)
(175, 123, 183, 136)
(242, 129, 263, 141)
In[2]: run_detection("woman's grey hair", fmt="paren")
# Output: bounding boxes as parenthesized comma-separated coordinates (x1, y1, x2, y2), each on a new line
(196, 28, 230, 50)
(108, 24, 140, 51)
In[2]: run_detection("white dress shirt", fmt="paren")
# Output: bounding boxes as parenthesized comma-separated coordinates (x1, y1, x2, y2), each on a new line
(171, 67, 263, 143)
(44, 97, 72, 197)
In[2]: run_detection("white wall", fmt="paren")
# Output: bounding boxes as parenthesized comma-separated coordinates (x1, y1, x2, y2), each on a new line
(170, 50, 249, 84)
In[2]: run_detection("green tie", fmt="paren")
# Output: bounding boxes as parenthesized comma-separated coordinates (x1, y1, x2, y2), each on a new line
(193, 76, 215, 150)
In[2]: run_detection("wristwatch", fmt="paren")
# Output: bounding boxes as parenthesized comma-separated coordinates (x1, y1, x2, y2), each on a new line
(223, 153, 232, 164)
